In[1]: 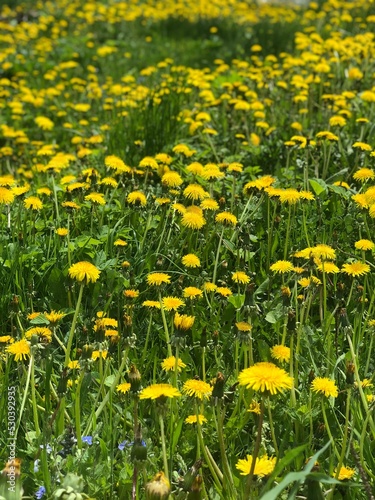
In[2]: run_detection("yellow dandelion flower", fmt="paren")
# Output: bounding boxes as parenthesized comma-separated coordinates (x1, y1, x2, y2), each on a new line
(183, 287, 203, 300)
(200, 198, 219, 210)
(181, 212, 206, 229)
(316, 261, 340, 274)
(248, 401, 261, 414)
(142, 300, 161, 308)
(147, 273, 171, 286)
(161, 356, 187, 372)
(0, 187, 15, 204)
(215, 211, 237, 226)
(174, 312, 195, 330)
(114, 239, 127, 246)
(6, 338, 30, 361)
(341, 261, 370, 277)
(25, 327, 52, 342)
(172, 203, 186, 215)
(162, 297, 185, 311)
(92, 350, 108, 360)
(45, 310, 65, 324)
(24, 196, 43, 210)
(236, 455, 276, 477)
(85, 192, 106, 205)
(124, 289, 139, 298)
(183, 184, 209, 201)
(203, 282, 217, 292)
(162, 171, 183, 187)
(139, 383, 181, 400)
(311, 377, 338, 398)
(117, 382, 131, 394)
(56, 228, 68, 237)
(355, 239, 375, 251)
(185, 414, 207, 424)
(353, 168, 375, 182)
(270, 260, 294, 273)
(352, 142, 372, 152)
(62, 201, 80, 210)
(216, 286, 232, 297)
(105, 155, 131, 173)
(232, 271, 250, 284)
(68, 360, 80, 370)
(127, 191, 147, 206)
(139, 156, 158, 170)
(278, 188, 302, 204)
(183, 379, 212, 399)
(35, 116, 54, 130)
(270, 345, 291, 363)
(334, 466, 355, 481)
(182, 254, 201, 268)
(236, 322, 252, 332)
(238, 362, 293, 395)
(68, 261, 100, 284)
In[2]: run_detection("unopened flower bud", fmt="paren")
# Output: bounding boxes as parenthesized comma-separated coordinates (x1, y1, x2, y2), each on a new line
(145, 472, 170, 500)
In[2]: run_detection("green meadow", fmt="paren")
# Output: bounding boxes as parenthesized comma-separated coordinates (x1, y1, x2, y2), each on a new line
(1, 0, 375, 498)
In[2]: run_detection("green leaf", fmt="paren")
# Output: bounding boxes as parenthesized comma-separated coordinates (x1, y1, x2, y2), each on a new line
(260, 442, 331, 500)
(227, 293, 245, 309)
(309, 178, 327, 197)
(30, 314, 50, 325)
(171, 416, 184, 456)
(261, 444, 307, 495)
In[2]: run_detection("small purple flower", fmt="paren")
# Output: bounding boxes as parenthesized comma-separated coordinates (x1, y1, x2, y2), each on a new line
(35, 485, 46, 499)
(82, 436, 93, 446)
(118, 439, 130, 451)
(118, 439, 146, 451)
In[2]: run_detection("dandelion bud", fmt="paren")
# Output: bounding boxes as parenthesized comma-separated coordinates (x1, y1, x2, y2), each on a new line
(128, 364, 141, 393)
(145, 472, 170, 500)
(57, 368, 69, 395)
(180, 459, 203, 492)
(212, 372, 225, 399)
(346, 361, 355, 385)
(200, 328, 207, 348)
(131, 438, 147, 463)
(80, 344, 93, 360)
(188, 475, 203, 499)
(212, 330, 219, 346)
(287, 309, 296, 331)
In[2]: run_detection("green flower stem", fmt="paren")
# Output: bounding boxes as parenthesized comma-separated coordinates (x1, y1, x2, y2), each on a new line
(347, 333, 375, 439)
(159, 292, 172, 357)
(64, 283, 84, 367)
(335, 388, 351, 480)
(84, 349, 128, 437)
(14, 353, 33, 442)
(365, 334, 374, 375)
(212, 227, 224, 285)
(283, 204, 292, 260)
(202, 346, 206, 382)
(140, 313, 153, 366)
(159, 413, 169, 480)
(195, 402, 223, 493)
(216, 400, 236, 497)
(31, 349, 41, 437)
(75, 371, 85, 449)
(267, 397, 278, 456)
(245, 398, 264, 499)
(321, 400, 340, 461)
(359, 407, 375, 481)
